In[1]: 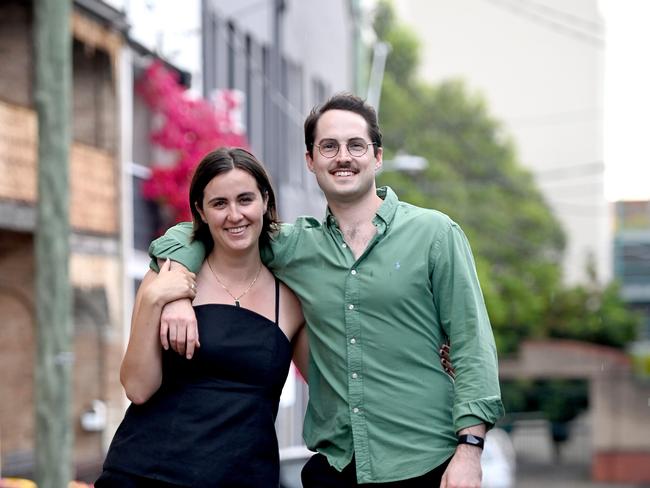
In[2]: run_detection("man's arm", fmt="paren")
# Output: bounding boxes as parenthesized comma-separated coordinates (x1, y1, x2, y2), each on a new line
(148, 222, 205, 273)
(148, 220, 304, 357)
(149, 223, 206, 358)
(440, 423, 486, 488)
(431, 221, 505, 432)
(430, 221, 504, 487)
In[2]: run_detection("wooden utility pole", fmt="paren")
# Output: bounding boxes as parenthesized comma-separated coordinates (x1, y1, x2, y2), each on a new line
(33, 0, 73, 486)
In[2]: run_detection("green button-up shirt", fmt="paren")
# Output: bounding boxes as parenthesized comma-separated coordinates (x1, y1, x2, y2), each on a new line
(149, 187, 504, 483)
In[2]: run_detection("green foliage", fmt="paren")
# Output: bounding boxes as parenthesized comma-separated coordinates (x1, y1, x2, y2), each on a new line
(544, 278, 641, 348)
(372, 0, 640, 354)
(501, 379, 589, 428)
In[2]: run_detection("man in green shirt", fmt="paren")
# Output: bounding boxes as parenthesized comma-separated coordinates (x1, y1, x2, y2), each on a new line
(149, 94, 504, 486)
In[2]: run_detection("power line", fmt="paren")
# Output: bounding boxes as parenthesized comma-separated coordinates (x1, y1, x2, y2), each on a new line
(533, 161, 604, 179)
(506, 107, 602, 130)
(508, 107, 602, 124)
(516, 0, 603, 33)
(539, 180, 604, 194)
(482, 0, 605, 48)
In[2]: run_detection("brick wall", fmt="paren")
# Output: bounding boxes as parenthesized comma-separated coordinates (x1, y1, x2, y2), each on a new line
(0, 0, 126, 478)
(0, 1, 33, 108)
(0, 232, 35, 463)
(0, 0, 120, 236)
(0, 100, 118, 235)
(0, 101, 37, 202)
(0, 232, 126, 477)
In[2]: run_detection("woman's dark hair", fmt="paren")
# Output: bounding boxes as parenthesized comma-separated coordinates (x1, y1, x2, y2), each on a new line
(304, 92, 383, 157)
(189, 147, 279, 253)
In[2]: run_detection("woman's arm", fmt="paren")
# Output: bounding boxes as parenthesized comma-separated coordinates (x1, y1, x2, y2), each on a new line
(120, 261, 196, 404)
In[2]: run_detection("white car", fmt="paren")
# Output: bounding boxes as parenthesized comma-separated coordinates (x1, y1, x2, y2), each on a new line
(481, 428, 517, 488)
(279, 445, 313, 488)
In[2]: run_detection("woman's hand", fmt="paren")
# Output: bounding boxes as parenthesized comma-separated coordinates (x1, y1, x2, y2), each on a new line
(440, 343, 455, 379)
(144, 258, 197, 307)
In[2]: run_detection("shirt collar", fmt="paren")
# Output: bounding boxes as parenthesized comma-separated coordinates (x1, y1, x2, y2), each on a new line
(325, 186, 399, 229)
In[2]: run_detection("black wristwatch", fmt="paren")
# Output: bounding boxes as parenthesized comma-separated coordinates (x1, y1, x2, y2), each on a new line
(457, 434, 484, 449)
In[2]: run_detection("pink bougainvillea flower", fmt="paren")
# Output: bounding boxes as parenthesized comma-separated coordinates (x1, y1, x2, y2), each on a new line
(137, 61, 249, 228)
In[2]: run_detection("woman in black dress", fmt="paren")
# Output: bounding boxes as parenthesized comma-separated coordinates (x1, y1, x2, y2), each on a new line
(96, 148, 308, 487)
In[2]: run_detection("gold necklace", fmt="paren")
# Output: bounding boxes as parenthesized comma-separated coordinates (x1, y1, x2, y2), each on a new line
(207, 258, 263, 307)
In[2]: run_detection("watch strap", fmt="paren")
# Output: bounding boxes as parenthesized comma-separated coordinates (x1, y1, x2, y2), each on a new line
(457, 434, 485, 449)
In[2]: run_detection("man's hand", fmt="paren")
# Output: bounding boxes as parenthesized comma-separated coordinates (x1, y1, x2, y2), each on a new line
(440, 424, 486, 488)
(160, 298, 200, 359)
(439, 443, 482, 488)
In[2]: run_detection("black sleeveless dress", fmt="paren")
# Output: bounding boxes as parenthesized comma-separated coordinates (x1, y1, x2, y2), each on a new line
(100, 279, 292, 487)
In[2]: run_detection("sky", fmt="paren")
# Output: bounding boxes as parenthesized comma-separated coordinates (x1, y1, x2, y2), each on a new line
(601, 0, 650, 201)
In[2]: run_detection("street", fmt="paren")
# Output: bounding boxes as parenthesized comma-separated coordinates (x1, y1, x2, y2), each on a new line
(510, 418, 649, 488)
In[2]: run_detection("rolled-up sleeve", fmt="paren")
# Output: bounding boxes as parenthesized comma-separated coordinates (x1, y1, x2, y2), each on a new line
(431, 222, 505, 432)
(148, 222, 206, 273)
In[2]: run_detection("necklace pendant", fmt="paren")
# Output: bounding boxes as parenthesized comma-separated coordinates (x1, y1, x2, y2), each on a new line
(235, 300, 241, 307)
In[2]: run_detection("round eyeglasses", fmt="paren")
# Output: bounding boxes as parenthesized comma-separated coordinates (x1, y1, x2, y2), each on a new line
(315, 138, 376, 158)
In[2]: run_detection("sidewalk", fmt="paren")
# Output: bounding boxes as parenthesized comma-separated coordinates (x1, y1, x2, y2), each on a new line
(516, 460, 649, 488)
(510, 418, 650, 488)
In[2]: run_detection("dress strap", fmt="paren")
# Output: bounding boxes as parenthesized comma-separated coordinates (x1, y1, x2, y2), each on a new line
(274, 277, 280, 325)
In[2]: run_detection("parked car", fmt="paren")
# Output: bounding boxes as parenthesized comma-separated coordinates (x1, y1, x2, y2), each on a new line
(279, 445, 313, 488)
(481, 428, 516, 487)
(279, 428, 516, 488)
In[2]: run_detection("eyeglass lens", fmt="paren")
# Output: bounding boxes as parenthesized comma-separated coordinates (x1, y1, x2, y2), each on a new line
(318, 138, 371, 158)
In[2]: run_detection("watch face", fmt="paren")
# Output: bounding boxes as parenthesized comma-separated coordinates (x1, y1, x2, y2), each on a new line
(458, 434, 484, 448)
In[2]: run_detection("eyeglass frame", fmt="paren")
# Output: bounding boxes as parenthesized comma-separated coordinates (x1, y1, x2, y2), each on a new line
(313, 138, 377, 159)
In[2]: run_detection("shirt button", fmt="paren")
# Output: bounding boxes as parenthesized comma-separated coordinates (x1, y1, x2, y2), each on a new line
(342, 243, 347, 248)
(351, 269, 357, 275)
(352, 373, 358, 379)
(348, 304, 354, 310)
(353, 407, 360, 414)
(350, 338, 356, 344)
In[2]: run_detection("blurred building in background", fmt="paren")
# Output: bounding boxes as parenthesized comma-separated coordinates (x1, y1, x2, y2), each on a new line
(0, 0, 130, 478)
(614, 200, 650, 339)
(393, 0, 609, 286)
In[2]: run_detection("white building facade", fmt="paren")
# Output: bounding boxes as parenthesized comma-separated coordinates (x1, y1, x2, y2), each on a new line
(393, 0, 609, 285)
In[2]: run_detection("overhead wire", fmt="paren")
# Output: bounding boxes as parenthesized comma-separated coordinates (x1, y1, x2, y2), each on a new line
(506, 107, 602, 130)
(481, 0, 605, 48)
(533, 161, 604, 180)
(513, 0, 603, 32)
